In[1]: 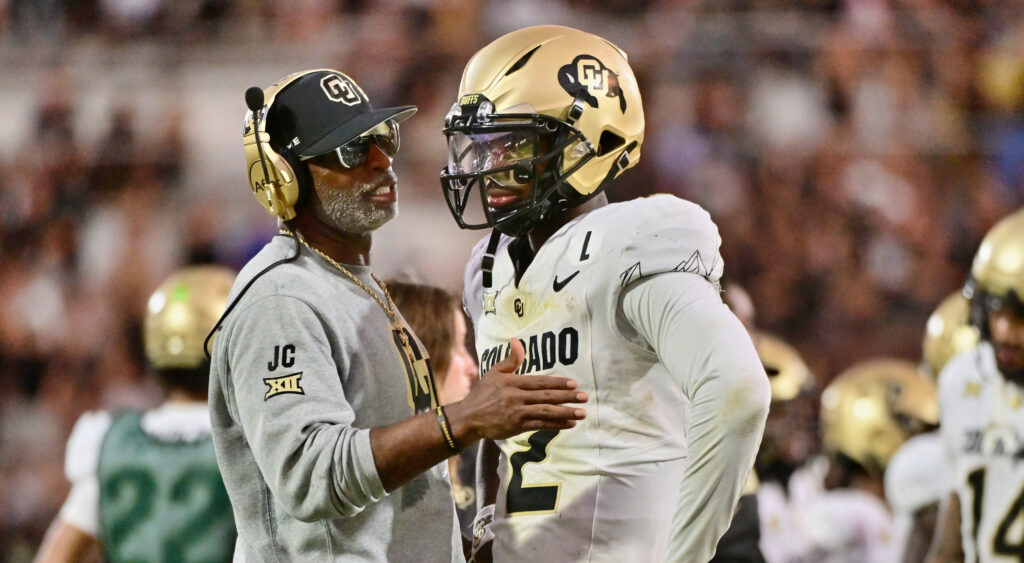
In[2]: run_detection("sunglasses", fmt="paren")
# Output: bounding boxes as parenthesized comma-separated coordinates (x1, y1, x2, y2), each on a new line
(329, 120, 400, 169)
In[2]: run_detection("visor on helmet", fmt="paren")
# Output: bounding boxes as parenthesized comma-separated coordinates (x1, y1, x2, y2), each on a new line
(441, 111, 593, 236)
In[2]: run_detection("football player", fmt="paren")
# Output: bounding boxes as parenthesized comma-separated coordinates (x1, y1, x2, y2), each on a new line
(751, 334, 820, 563)
(810, 359, 938, 563)
(441, 25, 770, 562)
(927, 208, 1024, 563)
(719, 283, 817, 563)
(885, 292, 978, 563)
(34, 266, 237, 562)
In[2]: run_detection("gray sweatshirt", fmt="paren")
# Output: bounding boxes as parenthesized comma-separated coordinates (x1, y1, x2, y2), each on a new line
(209, 235, 462, 562)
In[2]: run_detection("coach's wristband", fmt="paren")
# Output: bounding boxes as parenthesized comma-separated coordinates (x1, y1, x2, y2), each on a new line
(435, 405, 460, 454)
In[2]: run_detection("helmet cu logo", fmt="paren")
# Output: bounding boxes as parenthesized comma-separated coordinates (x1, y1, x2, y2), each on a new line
(321, 74, 362, 106)
(558, 55, 627, 114)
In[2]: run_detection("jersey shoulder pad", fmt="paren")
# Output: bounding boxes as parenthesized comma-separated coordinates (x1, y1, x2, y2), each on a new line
(65, 410, 112, 483)
(884, 432, 950, 514)
(463, 233, 512, 321)
(596, 195, 723, 289)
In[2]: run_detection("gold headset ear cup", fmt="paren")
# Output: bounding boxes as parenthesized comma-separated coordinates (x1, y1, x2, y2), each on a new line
(279, 149, 310, 211)
(243, 130, 301, 221)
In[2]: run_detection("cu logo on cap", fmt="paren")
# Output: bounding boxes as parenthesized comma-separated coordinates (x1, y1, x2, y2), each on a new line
(321, 74, 361, 106)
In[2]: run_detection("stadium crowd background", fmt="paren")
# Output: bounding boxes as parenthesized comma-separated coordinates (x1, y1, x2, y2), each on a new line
(1, 0, 1023, 558)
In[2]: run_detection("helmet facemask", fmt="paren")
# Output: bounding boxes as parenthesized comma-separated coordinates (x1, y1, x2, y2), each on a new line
(441, 96, 598, 237)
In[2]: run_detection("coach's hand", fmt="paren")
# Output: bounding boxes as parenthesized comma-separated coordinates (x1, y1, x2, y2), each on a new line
(445, 339, 586, 444)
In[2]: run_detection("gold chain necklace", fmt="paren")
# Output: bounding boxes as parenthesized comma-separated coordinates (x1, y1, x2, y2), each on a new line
(283, 229, 401, 327)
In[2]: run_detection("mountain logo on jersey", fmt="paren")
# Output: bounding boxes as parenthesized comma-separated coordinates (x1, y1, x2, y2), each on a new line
(619, 249, 720, 288)
(479, 327, 579, 376)
(264, 372, 304, 400)
(558, 55, 627, 114)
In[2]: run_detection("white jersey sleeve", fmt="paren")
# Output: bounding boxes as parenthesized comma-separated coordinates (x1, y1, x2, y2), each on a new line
(58, 410, 112, 537)
(616, 196, 769, 561)
(621, 272, 769, 561)
(884, 431, 950, 563)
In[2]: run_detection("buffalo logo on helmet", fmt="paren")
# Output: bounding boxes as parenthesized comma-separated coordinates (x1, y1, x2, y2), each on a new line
(320, 73, 362, 106)
(558, 55, 627, 114)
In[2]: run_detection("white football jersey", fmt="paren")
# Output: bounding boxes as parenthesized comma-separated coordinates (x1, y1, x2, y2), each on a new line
(758, 481, 815, 563)
(939, 343, 1024, 563)
(756, 459, 828, 563)
(464, 195, 737, 562)
(796, 489, 898, 563)
(884, 430, 952, 558)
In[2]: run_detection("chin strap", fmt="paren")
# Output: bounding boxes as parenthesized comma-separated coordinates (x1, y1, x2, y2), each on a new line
(480, 230, 503, 315)
(481, 230, 502, 290)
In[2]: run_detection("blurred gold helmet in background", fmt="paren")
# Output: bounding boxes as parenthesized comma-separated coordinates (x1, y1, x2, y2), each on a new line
(756, 332, 813, 403)
(968, 208, 1024, 304)
(820, 358, 938, 476)
(144, 265, 236, 370)
(921, 292, 979, 379)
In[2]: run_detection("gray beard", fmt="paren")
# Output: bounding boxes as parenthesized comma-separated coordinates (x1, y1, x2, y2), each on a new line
(310, 173, 398, 234)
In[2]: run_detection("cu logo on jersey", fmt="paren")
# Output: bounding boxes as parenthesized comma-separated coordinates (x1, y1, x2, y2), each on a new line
(321, 74, 362, 106)
(558, 55, 627, 114)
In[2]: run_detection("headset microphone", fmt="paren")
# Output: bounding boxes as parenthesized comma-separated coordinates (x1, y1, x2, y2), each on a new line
(245, 86, 264, 111)
(246, 87, 273, 185)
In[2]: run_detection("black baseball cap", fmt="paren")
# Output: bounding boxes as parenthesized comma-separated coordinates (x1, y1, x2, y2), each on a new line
(265, 69, 417, 159)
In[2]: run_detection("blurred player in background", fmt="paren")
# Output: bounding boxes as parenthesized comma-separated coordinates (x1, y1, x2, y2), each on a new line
(752, 333, 820, 563)
(928, 208, 1024, 563)
(441, 25, 769, 562)
(717, 284, 815, 563)
(387, 280, 480, 544)
(811, 359, 938, 562)
(34, 265, 237, 562)
(885, 293, 978, 563)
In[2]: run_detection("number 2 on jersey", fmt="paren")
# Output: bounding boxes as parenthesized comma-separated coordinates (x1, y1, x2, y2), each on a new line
(966, 467, 1024, 561)
(506, 429, 561, 514)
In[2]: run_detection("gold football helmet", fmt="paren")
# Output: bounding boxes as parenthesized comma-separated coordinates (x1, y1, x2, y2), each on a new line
(441, 25, 644, 236)
(144, 266, 236, 370)
(965, 208, 1024, 337)
(820, 359, 938, 476)
(921, 292, 979, 378)
(756, 332, 813, 403)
